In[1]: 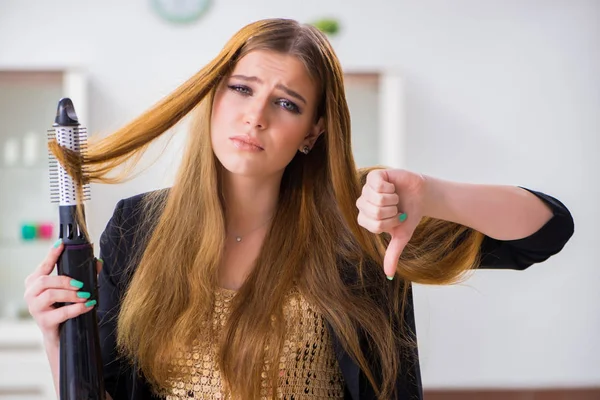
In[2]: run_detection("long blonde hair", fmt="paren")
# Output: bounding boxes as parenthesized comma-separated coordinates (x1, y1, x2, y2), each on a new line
(50, 18, 483, 399)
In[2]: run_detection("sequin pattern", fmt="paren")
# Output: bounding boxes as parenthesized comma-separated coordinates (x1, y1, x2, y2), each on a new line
(164, 287, 345, 399)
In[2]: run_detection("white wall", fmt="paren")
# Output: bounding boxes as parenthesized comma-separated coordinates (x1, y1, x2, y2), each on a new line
(1, 0, 597, 390)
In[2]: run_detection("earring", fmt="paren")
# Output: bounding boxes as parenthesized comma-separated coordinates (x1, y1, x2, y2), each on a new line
(301, 145, 310, 155)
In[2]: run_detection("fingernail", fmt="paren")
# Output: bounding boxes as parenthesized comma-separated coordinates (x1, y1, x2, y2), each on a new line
(398, 213, 408, 223)
(85, 300, 97, 308)
(70, 279, 84, 289)
(53, 238, 63, 248)
(97, 258, 104, 264)
(77, 291, 91, 299)
(387, 275, 394, 281)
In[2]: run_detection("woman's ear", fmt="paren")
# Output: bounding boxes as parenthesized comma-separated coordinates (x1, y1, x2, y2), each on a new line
(302, 117, 325, 149)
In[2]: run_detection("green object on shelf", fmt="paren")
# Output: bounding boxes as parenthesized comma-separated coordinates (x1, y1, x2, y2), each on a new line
(21, 224, 36, 240)
(311, 18, 340, 36)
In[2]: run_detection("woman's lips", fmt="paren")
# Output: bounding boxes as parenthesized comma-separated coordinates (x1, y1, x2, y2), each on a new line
(229, 135, 264, 151)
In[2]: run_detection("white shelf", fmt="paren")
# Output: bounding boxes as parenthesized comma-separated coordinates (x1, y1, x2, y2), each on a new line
(0, 239, 55, 248)
(0, 320, 54, 399)
(0, 320, 44, 348)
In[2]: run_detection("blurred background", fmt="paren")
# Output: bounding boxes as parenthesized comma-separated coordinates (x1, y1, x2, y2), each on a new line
(0, 0, 598, 399)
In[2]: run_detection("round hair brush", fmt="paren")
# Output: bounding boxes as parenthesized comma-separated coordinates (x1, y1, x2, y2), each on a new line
(48, 98, 105, 399)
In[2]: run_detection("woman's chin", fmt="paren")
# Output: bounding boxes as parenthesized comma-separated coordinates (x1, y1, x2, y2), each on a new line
(215, 152, 288, 179)
(218, 159, 264, 177)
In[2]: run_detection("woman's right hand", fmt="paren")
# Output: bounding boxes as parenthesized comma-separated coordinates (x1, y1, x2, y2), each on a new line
(24, 239, 102, 345)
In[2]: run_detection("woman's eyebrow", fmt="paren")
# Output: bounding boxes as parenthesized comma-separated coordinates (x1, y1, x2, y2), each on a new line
(230, 74, 307, 105)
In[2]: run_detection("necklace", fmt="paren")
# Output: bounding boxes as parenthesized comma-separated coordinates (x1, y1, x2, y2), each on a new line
(230, 215, 274, 243)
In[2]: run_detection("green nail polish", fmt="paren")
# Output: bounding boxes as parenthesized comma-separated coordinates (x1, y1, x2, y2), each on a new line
(85, 300, 97, 308)
(53, 239, 62, 248)
(387, 275, 394, 281)
(97, 258, 104, 264)
(77, 291, 91, 299)
(70, 279, 84, 289)
(398, 213, 408, 223)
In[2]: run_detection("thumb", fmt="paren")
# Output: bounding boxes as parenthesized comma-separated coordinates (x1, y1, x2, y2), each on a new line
(96, 258, 104, 276)
(383, 234, 408, 279)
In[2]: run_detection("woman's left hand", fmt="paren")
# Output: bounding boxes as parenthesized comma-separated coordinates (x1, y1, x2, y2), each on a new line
(356, 169, 428, 279)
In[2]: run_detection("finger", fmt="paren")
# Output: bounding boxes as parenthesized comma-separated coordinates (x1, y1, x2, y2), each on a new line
(358, 212, 406, 234)
(357, 198, 398, 221)
(384, 235, 409, 278)
(366, 170, 396, 194)
(363, 189, 400, 208)
(29, 289, 91, 314)
(36, 301, 96, 331)
(25, 275, 83, 300)
(28, 240, 64, 282)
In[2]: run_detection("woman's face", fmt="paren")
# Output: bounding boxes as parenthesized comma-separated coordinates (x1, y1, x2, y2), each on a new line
(210, 50, 323, 178)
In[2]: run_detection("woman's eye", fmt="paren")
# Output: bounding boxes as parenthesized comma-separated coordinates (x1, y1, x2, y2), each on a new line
(278, 99, 300, 114)
(228, 85, 251, 95)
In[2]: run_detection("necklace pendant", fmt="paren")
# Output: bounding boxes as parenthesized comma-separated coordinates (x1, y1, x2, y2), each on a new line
(235, 236, 242, 242)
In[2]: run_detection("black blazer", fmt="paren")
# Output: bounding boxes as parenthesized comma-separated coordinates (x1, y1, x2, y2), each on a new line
(97, 187, 574, 400)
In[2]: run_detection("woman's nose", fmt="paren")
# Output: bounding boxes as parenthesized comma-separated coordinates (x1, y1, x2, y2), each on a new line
(244, 98, 269, 129)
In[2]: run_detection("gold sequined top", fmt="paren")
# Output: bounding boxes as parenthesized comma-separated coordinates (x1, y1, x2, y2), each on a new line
(163, 287, 345, 399)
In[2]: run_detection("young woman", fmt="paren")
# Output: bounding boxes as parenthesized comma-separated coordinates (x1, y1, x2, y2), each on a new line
(24, 18, 574, 400)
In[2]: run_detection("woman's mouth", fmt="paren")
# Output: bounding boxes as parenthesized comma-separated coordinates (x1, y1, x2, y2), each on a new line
(229, 135, 264, 151)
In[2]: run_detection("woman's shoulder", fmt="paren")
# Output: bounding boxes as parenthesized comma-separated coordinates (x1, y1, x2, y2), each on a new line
(98, 188, 170, 289)
(111, 187, 171, 222)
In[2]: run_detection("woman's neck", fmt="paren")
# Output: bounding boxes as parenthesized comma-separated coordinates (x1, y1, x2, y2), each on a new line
(221, 171, 280, 234)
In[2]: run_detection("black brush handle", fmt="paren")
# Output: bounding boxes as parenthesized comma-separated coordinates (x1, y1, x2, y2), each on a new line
(57, 243, 105, 400)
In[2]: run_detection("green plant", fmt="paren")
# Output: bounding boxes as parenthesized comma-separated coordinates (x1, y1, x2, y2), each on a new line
(311, 18, 340, 36)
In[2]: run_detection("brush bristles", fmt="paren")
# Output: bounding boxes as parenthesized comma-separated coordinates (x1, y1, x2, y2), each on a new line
(47, 127, 91, 204)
